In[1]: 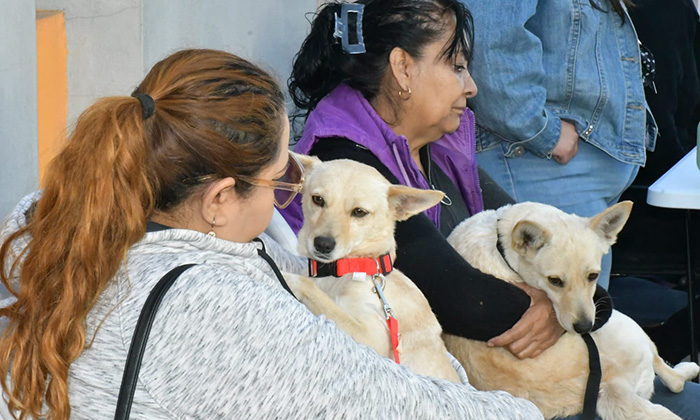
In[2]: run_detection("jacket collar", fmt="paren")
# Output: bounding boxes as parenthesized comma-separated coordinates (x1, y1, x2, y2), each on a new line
(294, 84, 482, 225)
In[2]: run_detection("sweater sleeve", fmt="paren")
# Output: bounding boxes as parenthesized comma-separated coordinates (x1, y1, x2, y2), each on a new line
(140, 264, 544, 419)
(310, 138, 532, 340)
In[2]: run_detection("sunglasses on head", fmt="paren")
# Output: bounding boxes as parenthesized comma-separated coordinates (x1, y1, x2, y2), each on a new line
(236, 151, 305, 209)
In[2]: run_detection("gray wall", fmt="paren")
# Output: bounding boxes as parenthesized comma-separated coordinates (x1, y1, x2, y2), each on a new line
(33, 0, 317, 126)
(0, 0, 39, 219)
(143, 0, 317, 101)
(35, 0, 144, 126)
(0, 0, 319, 219)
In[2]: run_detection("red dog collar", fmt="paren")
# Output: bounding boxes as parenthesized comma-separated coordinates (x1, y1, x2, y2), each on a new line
(309, 253, 393, 278)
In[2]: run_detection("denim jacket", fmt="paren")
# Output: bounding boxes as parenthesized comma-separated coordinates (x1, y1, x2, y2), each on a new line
(462, 0, 657, 165)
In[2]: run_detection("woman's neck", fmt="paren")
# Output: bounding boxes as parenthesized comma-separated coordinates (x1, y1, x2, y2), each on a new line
(150, 204, 207, 235)
(370, 94, 433, 174)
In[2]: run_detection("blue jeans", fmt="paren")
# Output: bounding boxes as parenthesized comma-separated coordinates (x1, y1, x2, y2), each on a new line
(477, 140, 639, 289)
(555, 377, 700, 419)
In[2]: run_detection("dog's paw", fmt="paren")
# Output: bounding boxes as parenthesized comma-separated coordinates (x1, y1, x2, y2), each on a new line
(673, 362, 700, 385)
(661, 362, 700, 393)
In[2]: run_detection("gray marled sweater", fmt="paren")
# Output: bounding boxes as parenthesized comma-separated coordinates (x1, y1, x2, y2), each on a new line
(0, 193, 542, 419)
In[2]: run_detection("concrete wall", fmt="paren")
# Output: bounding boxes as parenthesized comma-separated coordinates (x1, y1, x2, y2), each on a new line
(143, 1, 317, 98)
(0, 0, 39, 219)
(35, 0, 144, 127)
(33, 0, 318, 126)
(1, 0, 320, 218)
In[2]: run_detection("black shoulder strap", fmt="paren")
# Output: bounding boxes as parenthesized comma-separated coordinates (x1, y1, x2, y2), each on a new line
(252, 237, 296, 299)
(581, 333, 602, 420)
(114, 264, 197, 420)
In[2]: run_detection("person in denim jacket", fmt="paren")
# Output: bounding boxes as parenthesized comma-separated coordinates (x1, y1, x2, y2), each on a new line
(461, 0, 657, 290)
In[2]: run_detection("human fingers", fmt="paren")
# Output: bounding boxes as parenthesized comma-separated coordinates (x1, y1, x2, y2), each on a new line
(487, 319, 529, 348)
(508, 283, 563, 354)
(511, 339, 541, 359)
(552, 121, 580, 164)
(553, 138, 578, 164)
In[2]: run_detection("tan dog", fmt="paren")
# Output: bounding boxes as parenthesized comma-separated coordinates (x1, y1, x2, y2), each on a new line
(284, 155, 461, 383)
(444, 201, 699, 419)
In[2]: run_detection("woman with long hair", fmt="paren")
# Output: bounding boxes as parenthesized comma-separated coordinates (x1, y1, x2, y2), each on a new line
(0, 49, 542, 419)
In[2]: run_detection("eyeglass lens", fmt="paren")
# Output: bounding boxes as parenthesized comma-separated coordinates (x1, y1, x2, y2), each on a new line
(273, 153, 304, 208)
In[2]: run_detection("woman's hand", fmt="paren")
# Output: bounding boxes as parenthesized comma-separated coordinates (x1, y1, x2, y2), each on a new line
(551, 120, 579, 164)
(487, 282, 564, 359)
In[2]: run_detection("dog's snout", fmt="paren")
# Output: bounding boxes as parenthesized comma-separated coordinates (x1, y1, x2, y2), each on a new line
(314, 236, 336, 254)
(573, 319, 593, 334)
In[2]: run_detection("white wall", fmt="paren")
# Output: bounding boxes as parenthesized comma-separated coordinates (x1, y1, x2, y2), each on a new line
(0, 0, 39, 219)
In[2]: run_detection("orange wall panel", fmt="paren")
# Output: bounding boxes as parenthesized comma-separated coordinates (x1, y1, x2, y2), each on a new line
(36, 10, 67, 187)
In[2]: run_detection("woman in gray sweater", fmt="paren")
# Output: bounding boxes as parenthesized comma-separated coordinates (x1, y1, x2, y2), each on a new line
(0, 49, 541, 419)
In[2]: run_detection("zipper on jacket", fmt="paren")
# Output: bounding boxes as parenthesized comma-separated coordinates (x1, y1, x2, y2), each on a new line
(425, 145, 452, 206)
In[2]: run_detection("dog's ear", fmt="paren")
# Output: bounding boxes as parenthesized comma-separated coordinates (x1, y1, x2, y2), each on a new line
(589, 200, 633, 245)
(388, 186, 444, 221)
(511, 220, 551, 258)
(291, 152, 321, 173)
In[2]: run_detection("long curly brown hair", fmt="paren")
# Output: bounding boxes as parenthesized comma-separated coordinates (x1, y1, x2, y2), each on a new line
(0, 49, 285, 420)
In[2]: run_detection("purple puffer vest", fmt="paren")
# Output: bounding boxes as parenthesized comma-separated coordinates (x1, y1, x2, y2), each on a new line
(281, 84, 483, 233)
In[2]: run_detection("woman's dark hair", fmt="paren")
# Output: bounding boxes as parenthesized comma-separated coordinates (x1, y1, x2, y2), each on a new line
(289, 0, 474, 119)
(591, 0, 635, 21)
(0, 49, 285, 420)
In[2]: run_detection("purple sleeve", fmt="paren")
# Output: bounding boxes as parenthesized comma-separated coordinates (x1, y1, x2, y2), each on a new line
(279, 195, 304, 234)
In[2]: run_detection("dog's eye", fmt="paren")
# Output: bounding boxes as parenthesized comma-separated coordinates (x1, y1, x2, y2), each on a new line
(311, 195, 325, 207)
(588, 273, 599, 282)
(351, 208, 369, 218)
(548, 276, 564, 287)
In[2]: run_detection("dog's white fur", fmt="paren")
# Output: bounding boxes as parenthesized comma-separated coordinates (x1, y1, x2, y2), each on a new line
(444, 201, 699, 419)
(284, 155, 461, 382)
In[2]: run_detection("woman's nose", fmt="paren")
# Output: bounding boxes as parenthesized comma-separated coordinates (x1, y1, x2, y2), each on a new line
(464, 71, 478, 99)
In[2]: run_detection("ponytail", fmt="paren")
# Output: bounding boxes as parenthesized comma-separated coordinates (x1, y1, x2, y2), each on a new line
(289, 2, 349, 114)
(0, 96, 153, 420)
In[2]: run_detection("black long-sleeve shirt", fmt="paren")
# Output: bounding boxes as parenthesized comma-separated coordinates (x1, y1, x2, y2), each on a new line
(308, 137, 613, 340)
(310, 138, 532, 340)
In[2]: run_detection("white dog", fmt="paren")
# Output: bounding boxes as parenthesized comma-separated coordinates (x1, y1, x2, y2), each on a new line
(444, 201, 699, 419)
(284, 155, 461, 383)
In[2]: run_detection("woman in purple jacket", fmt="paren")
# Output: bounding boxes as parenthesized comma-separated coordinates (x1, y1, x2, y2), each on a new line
(280, 0, 595, 360)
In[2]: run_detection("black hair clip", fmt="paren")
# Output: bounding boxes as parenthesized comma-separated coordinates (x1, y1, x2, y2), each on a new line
(333, 3, 366, 54)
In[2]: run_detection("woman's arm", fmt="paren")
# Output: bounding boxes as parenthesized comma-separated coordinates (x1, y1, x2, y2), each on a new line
(310, 139, 531, 340)
(143, 264, 544, 419)
(308, 139, 611, 356)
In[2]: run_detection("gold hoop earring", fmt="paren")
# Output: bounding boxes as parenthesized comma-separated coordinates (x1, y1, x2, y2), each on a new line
(208, 216, 216, 237)
(398, 86, 412, 100)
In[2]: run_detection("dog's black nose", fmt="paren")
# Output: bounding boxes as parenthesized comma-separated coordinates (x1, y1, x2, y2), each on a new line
(573, 320, 593, 334)
(314, 236, 336, 254)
